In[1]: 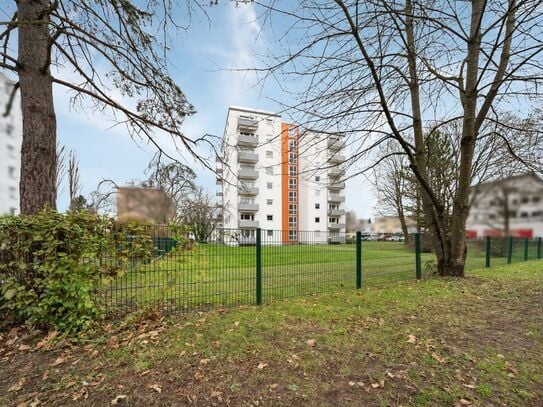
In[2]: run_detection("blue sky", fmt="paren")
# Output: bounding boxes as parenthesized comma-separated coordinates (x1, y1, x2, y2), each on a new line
(52, 3, 376, 218)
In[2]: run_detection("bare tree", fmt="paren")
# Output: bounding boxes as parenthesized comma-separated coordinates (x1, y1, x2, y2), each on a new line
(67, 150, 81, 210)
(251, 0, 543, 276)
(1, 1, 217, 214)
(180, 188, 222, 243)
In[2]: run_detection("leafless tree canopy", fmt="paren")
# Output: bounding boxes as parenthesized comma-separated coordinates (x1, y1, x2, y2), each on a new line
(251, 0, 543, 275)
(0, 0, 215, 213)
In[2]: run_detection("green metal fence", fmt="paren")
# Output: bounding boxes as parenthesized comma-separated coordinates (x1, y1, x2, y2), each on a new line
(97, 227, 543, 316)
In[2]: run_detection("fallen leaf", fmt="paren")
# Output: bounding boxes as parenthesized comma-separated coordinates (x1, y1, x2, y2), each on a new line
(386, 371, 395, 379)
(463, 384, 476, 389)
(431, 352, 446, 363)
(210, 391, 222, 398)
(306, 339, 316, 347)
(456, 399, 472, 406)
(257, 362, 268, 370)
(111, 395, 127, 405)
(234, 321, 240, 327)
(407, 335, 417, 344)
(269, 383, 279, 389)
(18, 344, 32, 351)
(199, 358, 210, 365)
(348, 381, 356, 387)
(8, 377, 25, 392)
(148, 384, 162, 393)
(371, 382, 380, 389)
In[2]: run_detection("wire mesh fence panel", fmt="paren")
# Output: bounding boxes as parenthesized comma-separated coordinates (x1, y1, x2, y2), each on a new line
(261, 230, 355, 301)
(98, 227, 256, 316)
(465, 238, 488, 271)
(363, 236, 419, 284)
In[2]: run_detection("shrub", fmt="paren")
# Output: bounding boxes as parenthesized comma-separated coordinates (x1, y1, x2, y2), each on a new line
(0, 210, 152, 333)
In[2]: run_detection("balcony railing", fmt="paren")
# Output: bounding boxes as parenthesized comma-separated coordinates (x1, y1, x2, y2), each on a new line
(328, 167, 345, 177)
(328, 222, 346, 230)
(238, 151, 259, 163)
(328, 209, 345, 216)
(238, 203, 259, 212)
(328, 195, 346, 203)
(329, 153, 345, 164)
(239, 220, 259, 228)
(238, 134, 258, 147)
(239, 168, 259, 180)
(328, 235, 346, 244)
(328, 137, 343, 150)
(238, 185, 259, 195)
(238, 117, 259, 131)
(328, 181, 345, 190)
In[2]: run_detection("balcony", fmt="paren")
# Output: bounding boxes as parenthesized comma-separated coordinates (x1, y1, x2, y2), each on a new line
(328, 209, 345, 216)
(238, 203, 259, 212)
(239, 236, 256, 246)
(328, 181, 345, 190)
(216, 166, 223, 173)
(238, 134, 258, 147)
(216, 177, 223, 185)
(328, 195, 346, 203)
(328, 235, 346, 244)
(328, 222, 346, 230)
(238, 151, 259, 163)
(329, 153, 345, 164)
(328, 137, 344, 150)
(238, 117, 259, 131)
(239, 220, 259, 228)
(328, 167, 345, 177)
(216, 191, 223, 197)
(239, 167, 259, 180)
(238, 185, 259, 195)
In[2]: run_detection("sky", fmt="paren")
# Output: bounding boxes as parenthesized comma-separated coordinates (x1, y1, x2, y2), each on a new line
(50, 2, 376, 219)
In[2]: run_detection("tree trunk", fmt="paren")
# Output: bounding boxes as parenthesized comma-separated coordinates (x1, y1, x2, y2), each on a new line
(17, 0, 57, 214)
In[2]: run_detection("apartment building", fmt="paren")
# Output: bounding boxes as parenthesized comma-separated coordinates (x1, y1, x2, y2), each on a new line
(217, 106, 346, 244)
(0, 72, 22, 215)
(467, 173, 543, 238)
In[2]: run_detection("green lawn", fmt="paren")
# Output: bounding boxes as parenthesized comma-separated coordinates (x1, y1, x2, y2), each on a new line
(98, 240, 521, 315)
(2, 261, 542, 406)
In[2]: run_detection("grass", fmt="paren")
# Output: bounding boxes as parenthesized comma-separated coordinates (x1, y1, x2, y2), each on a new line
(1, 261, 542, 406)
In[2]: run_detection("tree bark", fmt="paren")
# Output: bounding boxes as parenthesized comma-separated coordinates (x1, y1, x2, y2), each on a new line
(17, 0, 57, 214)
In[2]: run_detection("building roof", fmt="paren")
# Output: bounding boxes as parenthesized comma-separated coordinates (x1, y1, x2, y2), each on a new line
(228, 105, 281, 118)
(471, 172, 543, 190)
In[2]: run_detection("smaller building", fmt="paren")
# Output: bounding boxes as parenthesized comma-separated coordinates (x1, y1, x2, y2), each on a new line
(370, 216, 417, 235)
(467, 173, 543, 238)
(116, 187, 174, 224)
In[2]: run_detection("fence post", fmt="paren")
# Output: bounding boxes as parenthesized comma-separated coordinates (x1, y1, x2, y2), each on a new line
(524, 238, 529, 262)
(507, 236, 513, 264)
(485, 236, 491, 268)
(415, 233, 422, 280)
(356, 231, 362, 289)
(256, 228, 262, 305)
(538, 237, 542, 260)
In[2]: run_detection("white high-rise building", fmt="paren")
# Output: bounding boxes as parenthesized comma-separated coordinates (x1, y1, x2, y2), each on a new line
(217, 106, 346, 244)
(0, 73, 22, 215)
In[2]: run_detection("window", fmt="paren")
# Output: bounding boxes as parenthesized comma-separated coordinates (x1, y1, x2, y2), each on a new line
(267, 182, 273, 189)
(289, 153, 297, 164)
(266, 166, 273, 175)
(266, 118, 273, 126)
(520, 212, 529, 218)
(240, 214, 255, 221)
(289, 191, 297, 202)
(266, 151, 273, 158)
(9, 208, 16, 215)
(240, 197, 255, 204)
(267, 230, 273, 236)
(288, 230, 297, 241)
(267, 199, 273, 205)
(289, 166, 297, 176)
(241, 229, 255, 237)
(9, 186, 16, 200)
(267, 215, 273, 221)
(289, 204, 297, 215)
(8, 166, 16, 179)
(288, 217, 297, 227)
(533, 196, 541, 203)
(6, 124, 13, 136)
(289, 178, 297, 189)
(315, 203, 320, 209)
(315, 176, 320, 182)
(329, 217, 338, 224)
(532, 211, 542, 217)
(239, 131, 256, 138)
(288, 140, 297, 151)
(7, 145, 15, 158)
(315, 217, 320, 223)
(521, 197, 529, 204)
